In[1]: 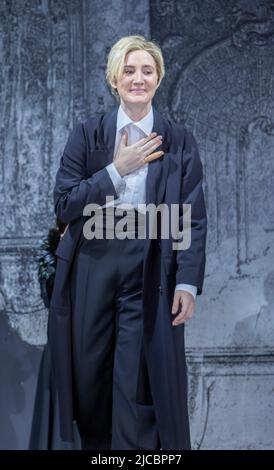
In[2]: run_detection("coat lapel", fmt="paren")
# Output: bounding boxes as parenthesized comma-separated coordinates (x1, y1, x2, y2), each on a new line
(145, 107, 171, 206)
(86, 108, 118, 174)
(98, 107, 118, 156)
(142, 107, 172, 265)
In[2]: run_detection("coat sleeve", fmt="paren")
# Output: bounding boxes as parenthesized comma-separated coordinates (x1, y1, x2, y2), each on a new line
(175, 128, 207, 295)
(53, 122, 118, 224)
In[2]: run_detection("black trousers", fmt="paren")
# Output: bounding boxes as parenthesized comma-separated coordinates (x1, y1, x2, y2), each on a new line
(70, 211, 161, 450)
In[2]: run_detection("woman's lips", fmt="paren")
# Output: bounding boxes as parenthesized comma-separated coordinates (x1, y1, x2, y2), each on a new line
(130, 90, 145, 93)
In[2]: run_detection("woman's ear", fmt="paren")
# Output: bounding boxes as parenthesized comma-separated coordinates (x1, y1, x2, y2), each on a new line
(110, 77, 117, 89)
(155, 77, 161, 90)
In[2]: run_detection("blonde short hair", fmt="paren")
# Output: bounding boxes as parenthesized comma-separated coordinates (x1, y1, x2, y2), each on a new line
(106, 35, 165, 101)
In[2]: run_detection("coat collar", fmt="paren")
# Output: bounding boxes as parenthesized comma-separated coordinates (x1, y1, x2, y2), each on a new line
(117, 104, 154, 136)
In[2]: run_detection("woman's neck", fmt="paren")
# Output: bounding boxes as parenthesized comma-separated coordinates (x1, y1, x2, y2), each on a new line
(120, 101, 152, 122)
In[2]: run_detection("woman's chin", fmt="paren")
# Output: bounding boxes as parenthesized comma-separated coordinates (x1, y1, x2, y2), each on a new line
(125, 95, 150, 105)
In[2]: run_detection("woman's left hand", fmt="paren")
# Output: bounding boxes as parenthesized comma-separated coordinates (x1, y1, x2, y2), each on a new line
(171, 291, 195, 326)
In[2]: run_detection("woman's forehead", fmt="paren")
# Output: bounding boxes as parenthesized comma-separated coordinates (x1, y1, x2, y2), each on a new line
(123, 50, 156, 66)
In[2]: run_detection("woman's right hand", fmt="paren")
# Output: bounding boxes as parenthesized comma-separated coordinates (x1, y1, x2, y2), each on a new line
(113, 131, 164, 176)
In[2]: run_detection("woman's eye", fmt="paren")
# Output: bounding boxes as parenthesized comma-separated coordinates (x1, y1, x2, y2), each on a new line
(125, 70, 152, 75)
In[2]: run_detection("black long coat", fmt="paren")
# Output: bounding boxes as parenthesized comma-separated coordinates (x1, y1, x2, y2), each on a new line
(32, 106, 207, 450)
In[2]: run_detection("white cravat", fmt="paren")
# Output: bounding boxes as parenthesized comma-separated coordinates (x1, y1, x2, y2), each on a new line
(104, 104, 197, 300)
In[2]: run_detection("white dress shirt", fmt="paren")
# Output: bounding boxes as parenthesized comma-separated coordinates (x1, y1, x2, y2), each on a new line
(104, 104, 197, 300)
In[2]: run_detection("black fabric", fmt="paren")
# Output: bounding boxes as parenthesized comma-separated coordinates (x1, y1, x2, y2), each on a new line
(69, 214, 160, 450)
(29, 344, 81, 450)
(30, 107, 206, 449)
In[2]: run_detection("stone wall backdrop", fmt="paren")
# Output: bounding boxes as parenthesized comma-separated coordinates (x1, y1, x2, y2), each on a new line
(0, 0, 273, 450)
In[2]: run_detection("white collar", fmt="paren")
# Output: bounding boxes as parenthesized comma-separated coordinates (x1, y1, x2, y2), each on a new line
(117, 104, 154, 136)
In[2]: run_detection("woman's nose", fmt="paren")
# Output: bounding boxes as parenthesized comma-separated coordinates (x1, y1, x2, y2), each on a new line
(133, 72, 144, 83)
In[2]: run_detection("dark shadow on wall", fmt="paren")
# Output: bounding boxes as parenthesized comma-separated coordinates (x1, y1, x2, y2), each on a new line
(0, 312, 42, 450)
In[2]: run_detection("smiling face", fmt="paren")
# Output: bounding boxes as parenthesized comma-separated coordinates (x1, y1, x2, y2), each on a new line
(112, 49, 160, 108)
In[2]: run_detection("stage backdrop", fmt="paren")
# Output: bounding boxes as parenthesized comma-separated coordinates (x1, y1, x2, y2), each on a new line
(0, 0, 273, 449)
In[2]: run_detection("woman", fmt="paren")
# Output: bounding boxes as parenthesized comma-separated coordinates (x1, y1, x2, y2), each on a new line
(30, 35, 207, 450)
